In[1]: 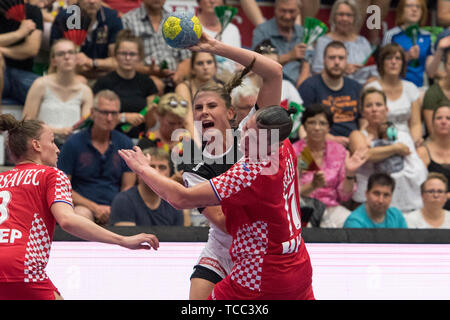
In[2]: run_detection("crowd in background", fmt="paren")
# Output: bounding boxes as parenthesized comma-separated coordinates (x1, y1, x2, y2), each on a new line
(0, 0, 449, 229)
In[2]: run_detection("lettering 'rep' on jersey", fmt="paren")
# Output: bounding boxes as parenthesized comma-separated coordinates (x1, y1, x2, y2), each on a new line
(0, 163, 73, 283)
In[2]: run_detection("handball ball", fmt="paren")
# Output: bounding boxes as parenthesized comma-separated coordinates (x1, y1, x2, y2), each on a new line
(162, 12, 202, 49)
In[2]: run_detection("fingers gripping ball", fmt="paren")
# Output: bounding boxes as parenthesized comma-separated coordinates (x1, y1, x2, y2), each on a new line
(162, 12, 202, 49)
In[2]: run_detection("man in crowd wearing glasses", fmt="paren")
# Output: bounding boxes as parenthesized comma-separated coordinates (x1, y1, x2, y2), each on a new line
(57, 90, 136, 225)
(405, 173, 450, 229)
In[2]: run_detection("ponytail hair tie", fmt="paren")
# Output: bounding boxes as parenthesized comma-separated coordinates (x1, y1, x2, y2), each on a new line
(287, 107, 297, 116)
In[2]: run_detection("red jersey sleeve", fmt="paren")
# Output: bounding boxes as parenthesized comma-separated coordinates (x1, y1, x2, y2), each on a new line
(209, 160, 264, 202)
(46, 167, 73, 208)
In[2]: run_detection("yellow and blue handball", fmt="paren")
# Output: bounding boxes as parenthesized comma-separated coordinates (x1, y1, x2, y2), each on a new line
(162, 12, 202, 49)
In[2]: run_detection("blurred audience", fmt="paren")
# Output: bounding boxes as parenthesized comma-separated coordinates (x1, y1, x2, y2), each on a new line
(423, 48, 450, 135)
(102, 0, 142, 16)
(110, 147, 184, 226)
(22, 39, 92, 146)
(50, 0, 123, 80)
(311, 0, 378, 85)
(252, 0, 309, 88)
(349, 87, 427, 213)
(57, 90, 136, 225)
(381, 0, 433, 88)
(365, 43, 423, 146)
(93, 30, 159, 139)
(344, 172, 408, 228)
(405, 172, 450, 228)
(0, 2, 43, 106)
(299, 40, 362, 147)
(417, 105, 450, 210)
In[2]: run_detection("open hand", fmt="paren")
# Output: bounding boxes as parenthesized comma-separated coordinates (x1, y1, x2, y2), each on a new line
(345, 148, 368, 175)
(118, 146, 151, 174)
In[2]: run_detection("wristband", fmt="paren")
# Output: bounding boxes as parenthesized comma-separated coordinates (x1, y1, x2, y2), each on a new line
(346, 176, 356, 180)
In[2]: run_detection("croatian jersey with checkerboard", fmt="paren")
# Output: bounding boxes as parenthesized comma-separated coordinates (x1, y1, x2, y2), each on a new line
(0, 163, 73, 283)
(209, 140, 312, 295)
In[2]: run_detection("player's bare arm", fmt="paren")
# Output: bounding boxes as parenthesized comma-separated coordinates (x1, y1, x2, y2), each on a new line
(119, 147, 219, 210)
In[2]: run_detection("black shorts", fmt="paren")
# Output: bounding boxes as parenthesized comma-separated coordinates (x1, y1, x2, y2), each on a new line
(190, 265, 223, 284)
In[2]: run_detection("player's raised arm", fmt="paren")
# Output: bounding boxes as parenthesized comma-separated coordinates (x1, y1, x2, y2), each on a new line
(188, 32, 282, 109)
(119, 147, 219, 209)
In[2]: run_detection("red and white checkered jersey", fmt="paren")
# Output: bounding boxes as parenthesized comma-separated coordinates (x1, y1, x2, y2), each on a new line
(0, 163, 73, 283)
(210, 140, 312, 295)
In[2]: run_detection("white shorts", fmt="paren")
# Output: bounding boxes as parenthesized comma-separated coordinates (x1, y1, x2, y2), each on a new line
(192, 237, 233, 280)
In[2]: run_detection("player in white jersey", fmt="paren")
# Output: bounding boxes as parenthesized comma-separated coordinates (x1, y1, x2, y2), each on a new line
(178, 55, 258, 298)
(0, 114, 159, 300)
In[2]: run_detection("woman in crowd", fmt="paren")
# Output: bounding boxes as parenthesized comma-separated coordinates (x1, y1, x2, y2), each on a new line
(0, 114, 158, 300)
(22, 39, 92, 146)
(175, 51, 221, 138)
(417, 105, 450, 210)
(422, 49, 450, 136)
(365, 43, 423, 147)
(93, 30, 159, 140)
(137, 93, 188, 154)
(196, 0, 242, 81)
(381, 0, 433, 88)
(293, 103, 367, 228)
(349, 87, 427, 213)
(311, 0, 378, 85)
(405, 173, 450, 228)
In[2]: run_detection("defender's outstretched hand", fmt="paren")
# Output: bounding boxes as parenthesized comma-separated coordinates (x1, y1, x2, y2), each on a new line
(121, 233, 160, 251)
(119, 146, 150, 174)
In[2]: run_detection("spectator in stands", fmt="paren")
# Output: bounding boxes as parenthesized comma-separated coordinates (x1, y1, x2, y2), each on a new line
(423, 48, 450, 135)
(231, 82, 258, 126)
(298, 41, 362, 147)
(175, 52, 220, 137)
(349, 87, 427, 213)
(311, 0, 378, 86)
(357, 0, 392, 45)
(240, 0, 320, 27)
(0, 2, 43, 106)
(405, 172, 450, 228)
(365, 43, 423, 147)
(416, 105, 450, 210)
(93, 30, 159, 140)
(251, 0, 310, 88)
(50, 0, 123, 80)
(22, 39, 92, 147)
(437, 0, 450, 27)
(110, 147, 184, 226)
(381, 0, 433, 88)
(293, 103, 368, 228)
(102, 0, 141, 16)
(122, 0, 191, 93)
(196, 0, 242, 82)
(57, 90, 136, 225)
(343, 172, 408, 228)
(137, 92, 188, 153)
